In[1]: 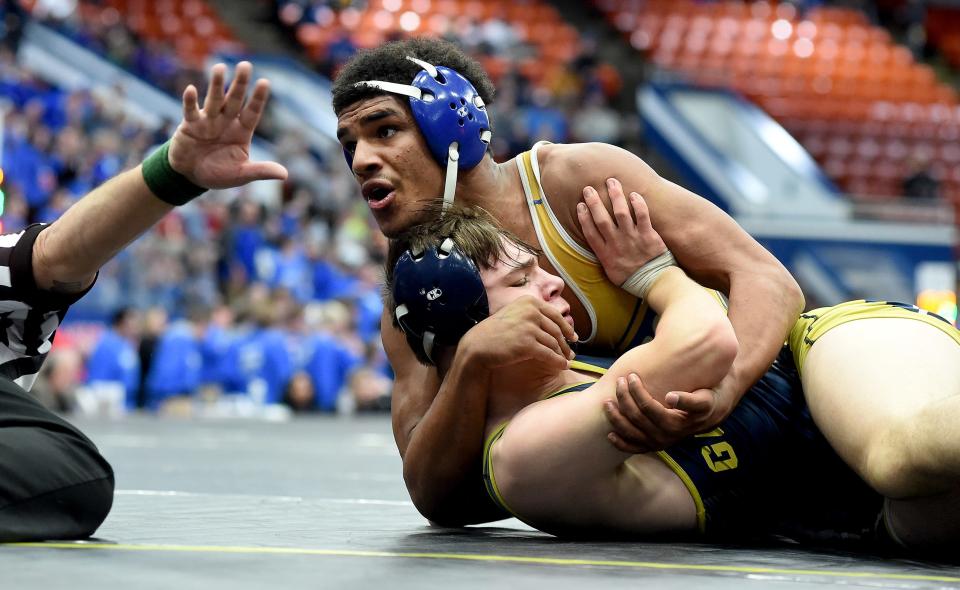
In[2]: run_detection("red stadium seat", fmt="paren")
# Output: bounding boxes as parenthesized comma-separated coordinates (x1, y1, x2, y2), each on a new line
(78, 0, 242, 65)
(585, 0, 957, 200)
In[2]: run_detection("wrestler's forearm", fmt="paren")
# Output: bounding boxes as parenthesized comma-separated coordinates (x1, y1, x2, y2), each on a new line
(32, 165, 175, 291)
(640, 267, 738, 394)
(401, 346, 502, 525)
(722, 268, 804, 399)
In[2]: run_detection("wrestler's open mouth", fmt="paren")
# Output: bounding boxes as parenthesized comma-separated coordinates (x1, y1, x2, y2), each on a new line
(361, 179, 396, 203)
(369, 187, 391, 201)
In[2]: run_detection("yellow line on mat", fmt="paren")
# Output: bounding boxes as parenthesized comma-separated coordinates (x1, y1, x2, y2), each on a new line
(8, 542, 960, 583)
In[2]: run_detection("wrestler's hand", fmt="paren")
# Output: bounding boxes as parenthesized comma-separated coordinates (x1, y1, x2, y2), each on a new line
(577, 178, 667, 286)
(461, 295, 577, 372)
(169, 61, 288, 189)
(603, 373, 731, 453)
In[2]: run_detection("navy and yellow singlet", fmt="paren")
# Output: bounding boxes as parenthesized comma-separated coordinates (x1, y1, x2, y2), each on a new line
(516, 142, 727, 354)
(482, 352, 884, 542)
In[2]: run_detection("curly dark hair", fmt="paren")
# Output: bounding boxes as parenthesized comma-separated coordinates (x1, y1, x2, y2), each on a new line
(332, 37, 496, 116)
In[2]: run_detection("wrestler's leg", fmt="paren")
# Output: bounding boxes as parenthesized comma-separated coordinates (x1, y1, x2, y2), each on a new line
(801, 318, 960, 499)
(885, 489, 960, 550)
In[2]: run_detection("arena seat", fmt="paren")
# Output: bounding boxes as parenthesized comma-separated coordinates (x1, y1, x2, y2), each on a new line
(77, 0, 241, 68)
(279, 0, 593, 90)
(926, 5, 960, 71)
(592, 0, 958, 201)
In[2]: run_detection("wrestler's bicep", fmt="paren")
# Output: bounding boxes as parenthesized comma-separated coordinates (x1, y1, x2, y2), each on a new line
(492, 389, 631, 513)
(540, 143, 766, 292)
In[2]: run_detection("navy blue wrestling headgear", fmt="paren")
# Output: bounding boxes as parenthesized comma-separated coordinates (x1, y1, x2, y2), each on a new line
(392, 237, 489, 364)
(352, 56, 492, 211)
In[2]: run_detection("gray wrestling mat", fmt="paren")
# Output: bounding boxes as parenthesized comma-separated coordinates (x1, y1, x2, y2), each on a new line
(4, 416, 959, 589)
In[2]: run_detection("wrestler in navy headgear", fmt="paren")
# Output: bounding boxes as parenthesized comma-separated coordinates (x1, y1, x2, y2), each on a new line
(392, 237, 489, 364)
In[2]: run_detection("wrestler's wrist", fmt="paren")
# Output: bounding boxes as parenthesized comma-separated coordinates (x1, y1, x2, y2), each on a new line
(454, 335, 498, 370)
(620, 249, 677, 299)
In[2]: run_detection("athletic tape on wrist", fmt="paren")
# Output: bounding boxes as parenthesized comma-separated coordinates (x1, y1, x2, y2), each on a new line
(620, 249, 677, 300)
(141, 141, 207, 206)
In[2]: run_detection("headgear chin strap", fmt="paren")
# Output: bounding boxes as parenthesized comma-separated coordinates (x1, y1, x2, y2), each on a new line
(354, 56, 492, 212)
(392, 237, 489, 364)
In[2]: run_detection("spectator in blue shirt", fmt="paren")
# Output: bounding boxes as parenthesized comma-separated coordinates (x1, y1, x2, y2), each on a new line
(303, 330, 358, 412)
(220, 302, 292, 404)
(227, 198, 267, 281)
(143, 310, 206, 410)
(198, 305, 235, 393)
(85, 307, 141, 411)
(269, 235, 313, 302)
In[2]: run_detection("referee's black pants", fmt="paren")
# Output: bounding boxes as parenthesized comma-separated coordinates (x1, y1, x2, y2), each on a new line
(0, 376, 114, 542)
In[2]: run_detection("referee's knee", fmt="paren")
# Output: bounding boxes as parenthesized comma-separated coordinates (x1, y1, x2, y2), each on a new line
(0, 427, 115, 542)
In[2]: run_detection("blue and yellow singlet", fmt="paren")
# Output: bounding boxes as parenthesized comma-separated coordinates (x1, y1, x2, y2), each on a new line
(481, 356, 709, 533)
(481, 352, 883, 540)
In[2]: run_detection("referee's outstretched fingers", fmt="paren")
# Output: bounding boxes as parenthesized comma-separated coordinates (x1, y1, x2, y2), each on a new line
(202, 63, 227, 114)
(222, 61, 252, 119)
(169, 61, 288, 190)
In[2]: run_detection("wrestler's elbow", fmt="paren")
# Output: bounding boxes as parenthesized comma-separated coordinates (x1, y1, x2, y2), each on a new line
(402, 462, 472, 526)
(703, 319, 739, 379)
(782, 272, 806, 317)
(676, 317, 739, 387)
(754, 260, 805, 318)
(403, 462, 446, 522)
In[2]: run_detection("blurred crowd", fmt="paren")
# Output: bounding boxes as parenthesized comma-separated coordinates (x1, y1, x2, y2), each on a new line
(0, 3, 392, 417)
(276, 0, 639, 155)
(0, 0, 648, 419)
(6, 0, 957, 417)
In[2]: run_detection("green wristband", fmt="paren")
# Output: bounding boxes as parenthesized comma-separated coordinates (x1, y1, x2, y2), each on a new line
(141, 141, 207, 206)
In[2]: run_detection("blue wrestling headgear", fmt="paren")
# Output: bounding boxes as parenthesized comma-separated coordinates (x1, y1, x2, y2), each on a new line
(392, 237, 489, 364)
(352, 56, 492, 211)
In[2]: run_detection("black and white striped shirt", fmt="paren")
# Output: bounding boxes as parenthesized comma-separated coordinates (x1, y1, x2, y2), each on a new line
(0, 224, 90, 391)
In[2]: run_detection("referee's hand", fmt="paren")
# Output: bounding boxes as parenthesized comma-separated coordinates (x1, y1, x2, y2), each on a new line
(169, 61, 288, 189)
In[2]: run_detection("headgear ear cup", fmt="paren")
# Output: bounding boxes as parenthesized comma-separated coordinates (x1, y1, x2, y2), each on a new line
(391, 238, 489, 364)
(406, 59, 491, 170)
(352, 57, 492, 210)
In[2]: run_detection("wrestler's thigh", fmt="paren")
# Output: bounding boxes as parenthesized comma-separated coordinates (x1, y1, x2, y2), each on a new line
(800, 318, 960, 476)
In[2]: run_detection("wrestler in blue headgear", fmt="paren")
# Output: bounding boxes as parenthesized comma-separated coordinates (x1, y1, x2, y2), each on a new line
(337, 43, 493, 212)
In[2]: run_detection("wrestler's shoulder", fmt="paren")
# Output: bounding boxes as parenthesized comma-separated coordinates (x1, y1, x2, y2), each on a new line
(538, 143, 656, 192)
(538, 141, 630, 170)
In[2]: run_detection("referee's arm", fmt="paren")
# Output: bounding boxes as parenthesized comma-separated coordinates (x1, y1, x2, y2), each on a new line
(30, 61, 286, 295)
(31, 165, 174, 294)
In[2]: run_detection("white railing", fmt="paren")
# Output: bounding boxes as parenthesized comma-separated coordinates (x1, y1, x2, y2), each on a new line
(848, 196, 957, 226)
